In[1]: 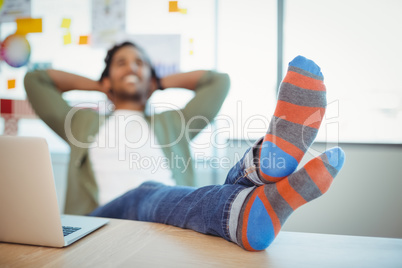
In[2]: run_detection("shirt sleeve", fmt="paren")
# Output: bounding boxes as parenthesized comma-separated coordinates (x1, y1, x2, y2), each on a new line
(24, 70, 73, 142)
(180, 71, 230, 140)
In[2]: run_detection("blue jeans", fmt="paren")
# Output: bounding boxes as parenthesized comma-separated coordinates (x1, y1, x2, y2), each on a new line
(89, 138, 264, 244)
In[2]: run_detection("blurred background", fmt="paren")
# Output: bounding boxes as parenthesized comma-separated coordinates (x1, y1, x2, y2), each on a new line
(1, 0, 401, 239)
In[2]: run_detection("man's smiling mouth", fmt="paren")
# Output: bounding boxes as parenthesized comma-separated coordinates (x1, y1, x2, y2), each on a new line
(124, 74, 139, 84)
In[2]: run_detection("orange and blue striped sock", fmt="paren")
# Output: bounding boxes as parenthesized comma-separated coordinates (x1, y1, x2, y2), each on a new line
(237, 147, 345, 251)
(259, 56, 326, 183)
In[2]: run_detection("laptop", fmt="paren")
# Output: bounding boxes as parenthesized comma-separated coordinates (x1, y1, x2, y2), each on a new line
(0, 136, 109, 247)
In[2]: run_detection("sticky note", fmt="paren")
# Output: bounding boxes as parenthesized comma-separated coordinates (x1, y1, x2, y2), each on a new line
(63, 32, 72, 45)
(179, 8, 187, 14)
(78, 35, 89, 45)
(169, 1, 179, 12)
(61, 18, 71, 28)
(7, 79, 16, 89)
(15, 18, 43, 35)
(0, 99, 12, 114)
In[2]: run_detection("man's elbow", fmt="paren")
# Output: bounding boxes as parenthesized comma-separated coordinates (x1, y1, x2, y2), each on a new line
(23, 71, 34, 92)
(216, 72, 231, 95)
(23, 70, 43, 94)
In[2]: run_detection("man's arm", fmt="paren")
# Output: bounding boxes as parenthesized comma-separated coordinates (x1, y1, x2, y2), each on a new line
(46, 69, 103, 93)
(160, 70, 230, 140)
(24, 70, 102, 142)
(160, 71, 207, 91)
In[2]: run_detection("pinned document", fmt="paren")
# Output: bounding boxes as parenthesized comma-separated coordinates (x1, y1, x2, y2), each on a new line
(63, 32, 72, 45)
(61, 18, 71, 28)
(169, 1, 179, 12)
(168, 1, 187, 14)
(15, 18, 42, 35)
(92, 0, 126, 48)
(189, 38, 194, 55)
(78, 35, 89, 45)
(0, 0, 31, 23)
(7, 79, 16, 89)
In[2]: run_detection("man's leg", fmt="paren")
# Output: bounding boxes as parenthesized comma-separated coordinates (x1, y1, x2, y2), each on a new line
(230, 147, 344, 251)
(224, 137, 264, 187)
(89, 181, 246, 242)
(225, 55, 344, 251)
(90, 147, 344, 251)
(91, 55, 345, 251)
(259, 55, 327, 183)
(225, 56, 327, 187)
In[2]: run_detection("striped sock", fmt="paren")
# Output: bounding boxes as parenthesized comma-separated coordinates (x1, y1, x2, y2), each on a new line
(237, 147, 345, 251)
(259, 55, 326, 183)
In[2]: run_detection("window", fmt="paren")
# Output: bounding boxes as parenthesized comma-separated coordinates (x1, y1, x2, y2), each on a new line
(284, 0, 402, 143)
(217, 0, 277, 144)
(2, 0, 400, 151)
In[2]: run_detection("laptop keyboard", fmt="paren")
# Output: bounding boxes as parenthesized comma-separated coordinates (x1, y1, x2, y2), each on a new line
(63, 226, 81, 237)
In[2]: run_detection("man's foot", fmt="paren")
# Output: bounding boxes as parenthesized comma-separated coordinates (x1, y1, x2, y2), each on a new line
(236, 147, 345, 251)
(259, 56, 327, 183)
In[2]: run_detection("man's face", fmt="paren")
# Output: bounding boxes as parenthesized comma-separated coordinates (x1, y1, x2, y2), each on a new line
(106, 46, 153, 100)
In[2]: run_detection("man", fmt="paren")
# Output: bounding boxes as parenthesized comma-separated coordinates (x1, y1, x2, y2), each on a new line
(88, 55, 345, 251)
(25, 42, 345, 251)
(24, 41, 230, 215)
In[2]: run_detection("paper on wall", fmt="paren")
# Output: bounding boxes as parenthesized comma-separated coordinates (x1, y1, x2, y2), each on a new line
(63, 32, 72, 45)
(0, 0, 31, 23)
(61, 18, 71, 28)
(7, 79, 16, 89)
(91, 0, 126, 48)
(15, 18, 42, 35)
(78, 35, 89, 45)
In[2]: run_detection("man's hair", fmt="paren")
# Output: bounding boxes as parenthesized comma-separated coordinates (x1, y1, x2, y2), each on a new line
(99, 41, 160, 85)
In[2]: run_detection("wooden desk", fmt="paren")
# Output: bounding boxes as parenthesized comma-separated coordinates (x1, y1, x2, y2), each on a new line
(1, 219, 401, 267)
